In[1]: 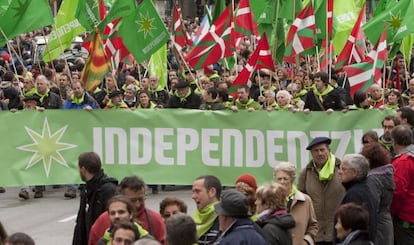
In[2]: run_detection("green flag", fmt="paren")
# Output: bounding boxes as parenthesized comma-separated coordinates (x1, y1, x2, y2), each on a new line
(43, 0, 86, 62)
(98, 0, 136, 32)
(211, 0, 226, 23)
(393, 0, 414, 41)
(363, 0, 411, 44)
(75, 0, 100, 31)
(399, 34, 414, 64)
(148, 44, 167, 89)
(332, 0, 364, 56)
(0, 0, 53, 45)
(278, 0, 303, 21)
(117, 0, 169, 63)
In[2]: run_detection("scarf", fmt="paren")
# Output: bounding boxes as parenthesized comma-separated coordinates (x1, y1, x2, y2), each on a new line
(337, 230, 368, 245)
(137, 101, 157, 109)
(313, 85, 333, 102)
(287, 184, 298, 201)
(193, 202, 218, 238)
(71, 93, 85, 105)
(275, 103, 293, 111)
(24, 88, 36, 97)
(174, 88, 192, 102)
(35, 88, 50, 103)
(318, 153, 336, 181)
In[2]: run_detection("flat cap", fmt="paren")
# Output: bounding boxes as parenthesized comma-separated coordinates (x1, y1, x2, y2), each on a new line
(306, 137, 332, 150)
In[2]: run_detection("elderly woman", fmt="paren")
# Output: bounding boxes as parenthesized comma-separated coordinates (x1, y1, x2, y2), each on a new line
(335, 203, 371, 245)
(275, 90, 295, 111)
(339, 154, 377, 243)
(360, 143, 394, 245)
(274, 162, 318, 245)
(255, 183, 295, 245)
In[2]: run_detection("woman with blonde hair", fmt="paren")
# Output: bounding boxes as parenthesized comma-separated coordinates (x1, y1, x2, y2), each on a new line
(274, 162, 318, 245)
(255, 183, 295, 245)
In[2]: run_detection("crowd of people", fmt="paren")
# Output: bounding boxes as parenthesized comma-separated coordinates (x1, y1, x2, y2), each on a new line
(1, 12, 414, 243)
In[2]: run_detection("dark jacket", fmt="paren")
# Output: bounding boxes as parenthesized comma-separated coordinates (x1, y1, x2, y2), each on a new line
(338, 230, 372, 245)
(72, 170, 118, 245)
(257, 211, 295, 245)
(39, 90, 62, 109)
(63, 92, 99, 110)
(149, 88, 170, 107)
(168, 91, 201, 109)
(199, 217, 220, 245)
(304, 88, 345, 111)
(340, 178, 377, 244)
(216, 218, 266, 245)
(367, 164, 394, 245)
(199, 101, 226, 110)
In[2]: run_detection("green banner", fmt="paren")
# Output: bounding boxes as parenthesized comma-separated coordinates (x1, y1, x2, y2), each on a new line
(1, 110, 389, 187)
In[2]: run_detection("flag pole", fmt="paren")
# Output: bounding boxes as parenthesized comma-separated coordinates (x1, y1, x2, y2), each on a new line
(0, 28, 22, 75)
(172, 41, 202, 91)
(272, 0, 281, 64)
(401, 41, 410, 90)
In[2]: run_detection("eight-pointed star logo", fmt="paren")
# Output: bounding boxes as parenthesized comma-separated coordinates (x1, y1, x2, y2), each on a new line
(386, 10, 403, 32)
(17, 117, 77, 177)
(136, 11, 157, 39)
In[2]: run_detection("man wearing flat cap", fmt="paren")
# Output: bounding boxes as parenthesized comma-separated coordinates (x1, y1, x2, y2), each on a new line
(104, 90, 129, 109)
(214, 189, 265, 245)
(298, 137, 345, 245)
(167, 80, 201, 109)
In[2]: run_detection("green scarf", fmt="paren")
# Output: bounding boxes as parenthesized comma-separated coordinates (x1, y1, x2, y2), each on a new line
(137, 101, 157, 109)
(287, 184, 298, 201)
(35, 88, 50, 103)
(313, 85, 333, 102)
(275, 103, 293, 111)
(385, 103, 399, 110)
(71, 93, 85, 105)
(174, 88, 192, 102)
(193, 202, 218, 238)
(106, 100, 128, 109)
(102, 222, 148, 244)
(319, 153, 336, 181)
(24, 88, 37, 97)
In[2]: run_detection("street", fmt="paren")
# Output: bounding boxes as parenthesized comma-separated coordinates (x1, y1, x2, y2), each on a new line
(0, 186, 196, 245)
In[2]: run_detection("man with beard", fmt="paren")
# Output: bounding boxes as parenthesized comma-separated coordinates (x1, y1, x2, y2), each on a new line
(89, 176, 166, 245)
(72, 152, 118, 245)
(95, 195, 148, 244)
(379, 115, 401, 156)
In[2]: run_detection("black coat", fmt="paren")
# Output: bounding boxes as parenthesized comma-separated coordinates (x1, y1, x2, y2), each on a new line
(339, 178, 377, 244)
(72, 170, 118, 245)
(168, 92, 201, 109)
(304, 88, 345, 111)
(257, 213, 295, 245)
(39, 91, 62, 109)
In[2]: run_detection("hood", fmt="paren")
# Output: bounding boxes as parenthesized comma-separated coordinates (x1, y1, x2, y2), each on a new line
(368, 164, 394, 176)
(86, 170, 118, 192)
(264, 213, 296, 229)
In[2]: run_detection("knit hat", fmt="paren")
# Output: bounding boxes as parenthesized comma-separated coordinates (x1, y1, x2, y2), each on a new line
(235, 174, 257, 191)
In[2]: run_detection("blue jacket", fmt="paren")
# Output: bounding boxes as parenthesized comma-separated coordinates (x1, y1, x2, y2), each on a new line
(215, 218, 266, 245)
(63, 92, 99, 110)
